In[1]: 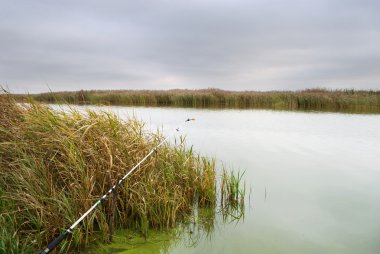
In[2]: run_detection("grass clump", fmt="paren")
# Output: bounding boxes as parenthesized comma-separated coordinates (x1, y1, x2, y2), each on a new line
(0, 94, 243, 253)
(220, 169, 245, 222)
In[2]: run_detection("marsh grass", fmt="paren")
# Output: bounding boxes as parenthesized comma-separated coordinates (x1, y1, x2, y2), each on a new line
(220, 169, 246, 222)
(14, 88, 380, 113)
(0, 94, 245, 253)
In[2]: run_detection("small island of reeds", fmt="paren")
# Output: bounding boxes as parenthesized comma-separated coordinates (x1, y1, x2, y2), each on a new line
(0, 95, 245, 253)
(14, 88, 380, 113)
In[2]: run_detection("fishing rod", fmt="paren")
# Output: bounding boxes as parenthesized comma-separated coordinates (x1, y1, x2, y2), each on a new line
(40, 118, 196, 254)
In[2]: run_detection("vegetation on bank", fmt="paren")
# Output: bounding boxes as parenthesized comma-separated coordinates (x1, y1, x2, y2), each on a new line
(14, 88, 380, 113)
(0, 95, 245, 253)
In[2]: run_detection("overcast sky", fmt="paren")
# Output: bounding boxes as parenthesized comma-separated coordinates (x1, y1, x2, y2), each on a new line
(1, 0, 380, 93)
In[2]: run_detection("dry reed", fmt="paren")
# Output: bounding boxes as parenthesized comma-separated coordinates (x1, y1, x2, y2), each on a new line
(13, 88, 380, 113)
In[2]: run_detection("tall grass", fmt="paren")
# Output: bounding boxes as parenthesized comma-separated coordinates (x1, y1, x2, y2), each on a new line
(220, 169, 245, 222)
(14, 88, 380, 113)
(0, 95, 244, 253)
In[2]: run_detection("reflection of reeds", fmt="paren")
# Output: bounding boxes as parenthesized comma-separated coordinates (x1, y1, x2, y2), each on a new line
(171, 169, 247, 252)
(14, 88, 380, 113)
(0, 95, 242, 253)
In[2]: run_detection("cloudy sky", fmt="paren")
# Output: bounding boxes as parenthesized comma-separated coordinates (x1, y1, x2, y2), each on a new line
(1, 0, 379, 93)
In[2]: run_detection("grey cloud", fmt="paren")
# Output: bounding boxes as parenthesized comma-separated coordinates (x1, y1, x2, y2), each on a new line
(1, 0, 379, 93)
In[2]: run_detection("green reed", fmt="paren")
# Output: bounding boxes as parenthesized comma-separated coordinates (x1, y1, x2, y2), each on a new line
(220, 169, 246, 222)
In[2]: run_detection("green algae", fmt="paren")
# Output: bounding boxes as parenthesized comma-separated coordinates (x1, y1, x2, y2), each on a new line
(81, 230, 174, 254)
(80, 205, 245, 254)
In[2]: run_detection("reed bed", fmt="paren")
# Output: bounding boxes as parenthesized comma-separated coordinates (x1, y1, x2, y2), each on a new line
(15, 88, 380, 113)
(0, 95, 244, 253)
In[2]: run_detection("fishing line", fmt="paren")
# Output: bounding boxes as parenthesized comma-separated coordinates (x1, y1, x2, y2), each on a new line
(40, 118, 195, 254)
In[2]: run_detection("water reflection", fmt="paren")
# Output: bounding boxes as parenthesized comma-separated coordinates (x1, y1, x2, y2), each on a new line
(83, 199, 246, 254)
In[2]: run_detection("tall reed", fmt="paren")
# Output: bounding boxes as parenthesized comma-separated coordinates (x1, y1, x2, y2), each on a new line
(14, 88, 380, 113)
(220, 169, 245, 222)
(0, 95, 244, 253)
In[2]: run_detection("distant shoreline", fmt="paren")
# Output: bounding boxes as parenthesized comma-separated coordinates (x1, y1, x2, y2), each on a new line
(11, 88, 380, 114)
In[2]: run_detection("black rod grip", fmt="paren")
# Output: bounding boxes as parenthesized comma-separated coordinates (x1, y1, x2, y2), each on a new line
(40, 230, 70, 254)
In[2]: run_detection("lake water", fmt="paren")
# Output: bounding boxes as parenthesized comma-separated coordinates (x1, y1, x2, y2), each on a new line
(61, 105, 380, 254)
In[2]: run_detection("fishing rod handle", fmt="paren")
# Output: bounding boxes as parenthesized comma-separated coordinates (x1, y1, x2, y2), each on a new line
(40, 229, 70, 254)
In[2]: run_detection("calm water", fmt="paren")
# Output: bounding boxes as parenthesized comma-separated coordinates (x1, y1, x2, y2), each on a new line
(59, 105, 380, 254)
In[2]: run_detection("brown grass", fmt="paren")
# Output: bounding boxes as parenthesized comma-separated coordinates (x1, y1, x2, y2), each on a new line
(13, 88, 380, 113)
